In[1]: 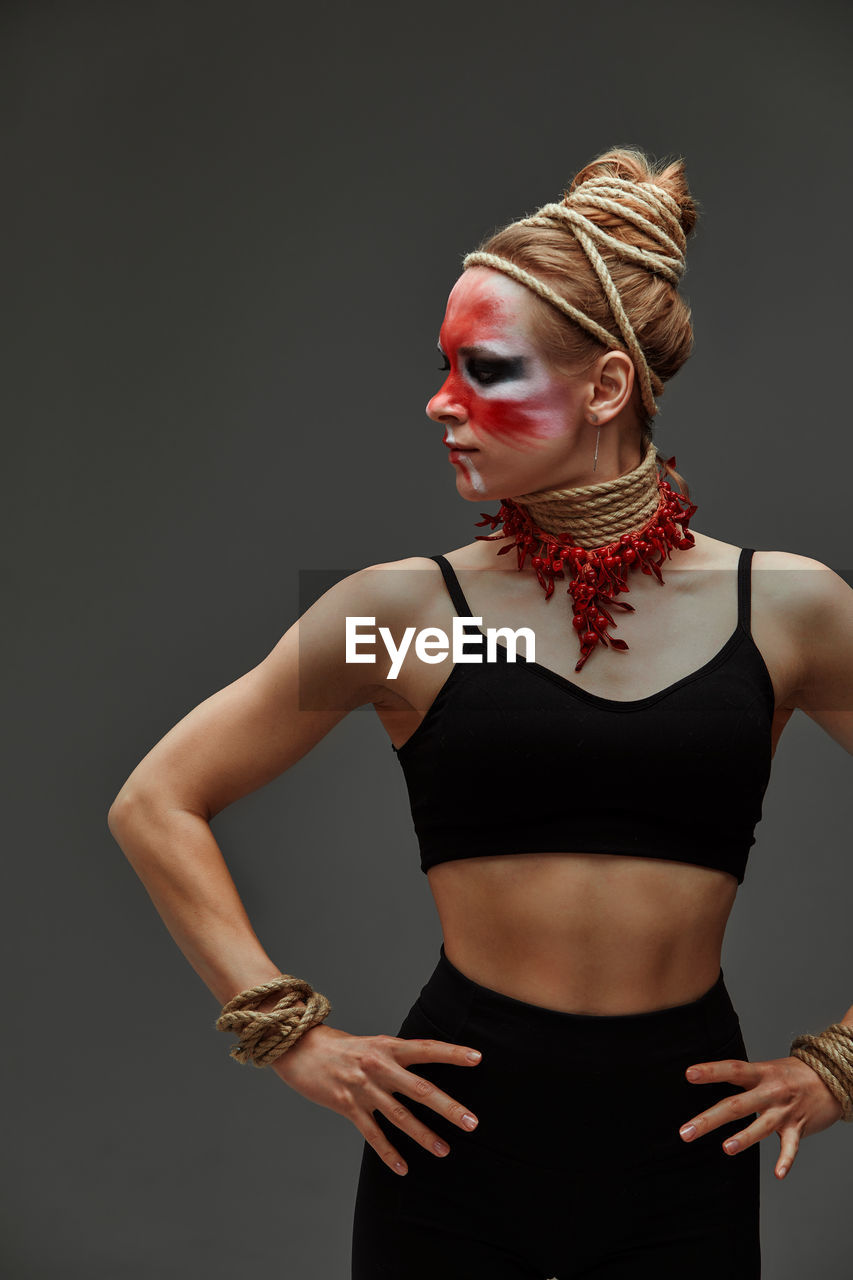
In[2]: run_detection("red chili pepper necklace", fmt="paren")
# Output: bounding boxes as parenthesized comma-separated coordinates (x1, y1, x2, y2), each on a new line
(473, 456, 699, 672)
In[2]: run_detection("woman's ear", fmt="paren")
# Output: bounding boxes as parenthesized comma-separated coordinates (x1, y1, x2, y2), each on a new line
(588, 350, 635, 422)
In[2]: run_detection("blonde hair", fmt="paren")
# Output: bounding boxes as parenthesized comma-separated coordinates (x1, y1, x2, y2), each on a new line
(463, 146, 699, 501)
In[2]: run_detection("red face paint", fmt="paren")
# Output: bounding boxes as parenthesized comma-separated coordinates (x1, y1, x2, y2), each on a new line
(429, 268, 576, 451)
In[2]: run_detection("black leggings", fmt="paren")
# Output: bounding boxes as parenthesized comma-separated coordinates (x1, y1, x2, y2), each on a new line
(351, 944, 760, 1279)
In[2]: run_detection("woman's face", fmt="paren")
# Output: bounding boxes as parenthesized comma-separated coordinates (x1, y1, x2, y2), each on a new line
(426, 266, 590, 499)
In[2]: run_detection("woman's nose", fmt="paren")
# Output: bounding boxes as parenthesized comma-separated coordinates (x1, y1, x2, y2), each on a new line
(426, 384, 467, 425)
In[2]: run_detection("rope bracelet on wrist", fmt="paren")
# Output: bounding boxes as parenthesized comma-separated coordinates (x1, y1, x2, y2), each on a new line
(215, 974, 332, 1068)
(789, 1023, 853, 1122)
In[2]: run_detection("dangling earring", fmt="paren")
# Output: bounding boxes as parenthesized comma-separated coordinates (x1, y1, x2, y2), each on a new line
(591, 416, 600, 472)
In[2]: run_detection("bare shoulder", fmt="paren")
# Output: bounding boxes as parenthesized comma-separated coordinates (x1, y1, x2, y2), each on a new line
(750, 547, 853, 750)
(752, 547, 837, 573)
(353, 554, 450, 621)
(751, 546, 853, 713)
(717, 539, 850, 648)
(621, 526, 841, 596)
(751, 546, 850, 614)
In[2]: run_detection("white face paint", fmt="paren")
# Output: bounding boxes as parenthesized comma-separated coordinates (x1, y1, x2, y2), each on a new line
(427, 271, 580, 447)
(454, 451, 487, 493)
(444, 425, 487, 493)
(426, 268, 588, 500)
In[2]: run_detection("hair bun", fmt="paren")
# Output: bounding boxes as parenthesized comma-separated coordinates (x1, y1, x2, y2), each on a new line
(567, 146, 698, 240)
(467, 142, 699, 444)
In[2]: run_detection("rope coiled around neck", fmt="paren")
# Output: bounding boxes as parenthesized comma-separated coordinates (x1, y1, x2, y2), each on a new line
(510, 434, 664, 546)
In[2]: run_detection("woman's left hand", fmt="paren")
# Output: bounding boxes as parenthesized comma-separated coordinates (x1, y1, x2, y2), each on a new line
(678, 1054, 844, 1179)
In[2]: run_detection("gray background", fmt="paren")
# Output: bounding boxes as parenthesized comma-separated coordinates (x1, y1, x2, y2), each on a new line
(3, 1, 851, 1275)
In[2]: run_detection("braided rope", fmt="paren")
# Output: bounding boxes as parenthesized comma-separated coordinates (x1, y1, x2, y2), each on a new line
(790, 1023, 853, 1122)
(576, 174, 686, 225)
(216, 973, 332, 1068)
(510, 434, 663, 544)
(461, 252, 621, 351)
(522, 203, 683, 287)
(572, 176, 687, 251)
(529, 208, 665, 415)
(462, 173, 688, 422)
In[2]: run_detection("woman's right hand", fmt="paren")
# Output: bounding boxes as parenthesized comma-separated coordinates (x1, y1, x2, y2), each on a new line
(272, 1021, 482, 1175)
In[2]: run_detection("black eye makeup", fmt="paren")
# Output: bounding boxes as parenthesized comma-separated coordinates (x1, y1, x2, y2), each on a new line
(434, 344, 527, 386)
(464, 356, 525, 386)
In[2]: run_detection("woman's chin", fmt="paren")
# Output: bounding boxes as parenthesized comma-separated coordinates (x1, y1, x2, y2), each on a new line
(447, 460, 493, 500)
(454, 474, 499, 502)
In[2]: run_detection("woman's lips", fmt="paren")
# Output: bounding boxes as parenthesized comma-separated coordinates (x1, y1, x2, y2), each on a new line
(448, 447, 479, 462)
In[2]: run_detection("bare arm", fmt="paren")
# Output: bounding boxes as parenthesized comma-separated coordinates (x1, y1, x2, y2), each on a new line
(106, 563, 396, 1009)
(787, 554, 853, 755)
(792, 559, 853, 1026)
(676, 556, 853, 1181)
(108, 561, 487, 1178)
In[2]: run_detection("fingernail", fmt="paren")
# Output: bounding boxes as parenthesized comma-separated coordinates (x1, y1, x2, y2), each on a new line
(778, 1164, 788, 1178)
(394, 1160, 407, 1174)
(679, 1124, 696, 1139)
(724, 1138, 739, 1154)
(462, 1113, 478, 1129)
(433, 1139, 449, 1155)
(467, 1050, 482, 1062)
(686, 1068, 701, 1081)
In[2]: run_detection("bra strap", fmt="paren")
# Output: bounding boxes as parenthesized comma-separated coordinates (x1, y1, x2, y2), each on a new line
(432, 550, 759, 638)
(430, 554, 475, 618)
(737, 547, 755, 634)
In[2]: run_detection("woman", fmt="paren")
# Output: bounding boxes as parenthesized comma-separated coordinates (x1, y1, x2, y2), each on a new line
(108, 147, 853, 1279)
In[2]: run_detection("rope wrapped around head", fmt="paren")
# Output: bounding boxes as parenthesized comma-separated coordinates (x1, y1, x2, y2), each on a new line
(462, 175, 688, 423)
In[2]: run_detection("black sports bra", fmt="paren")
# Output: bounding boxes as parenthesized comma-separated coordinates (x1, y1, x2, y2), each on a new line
(391, 547, 776, 884)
